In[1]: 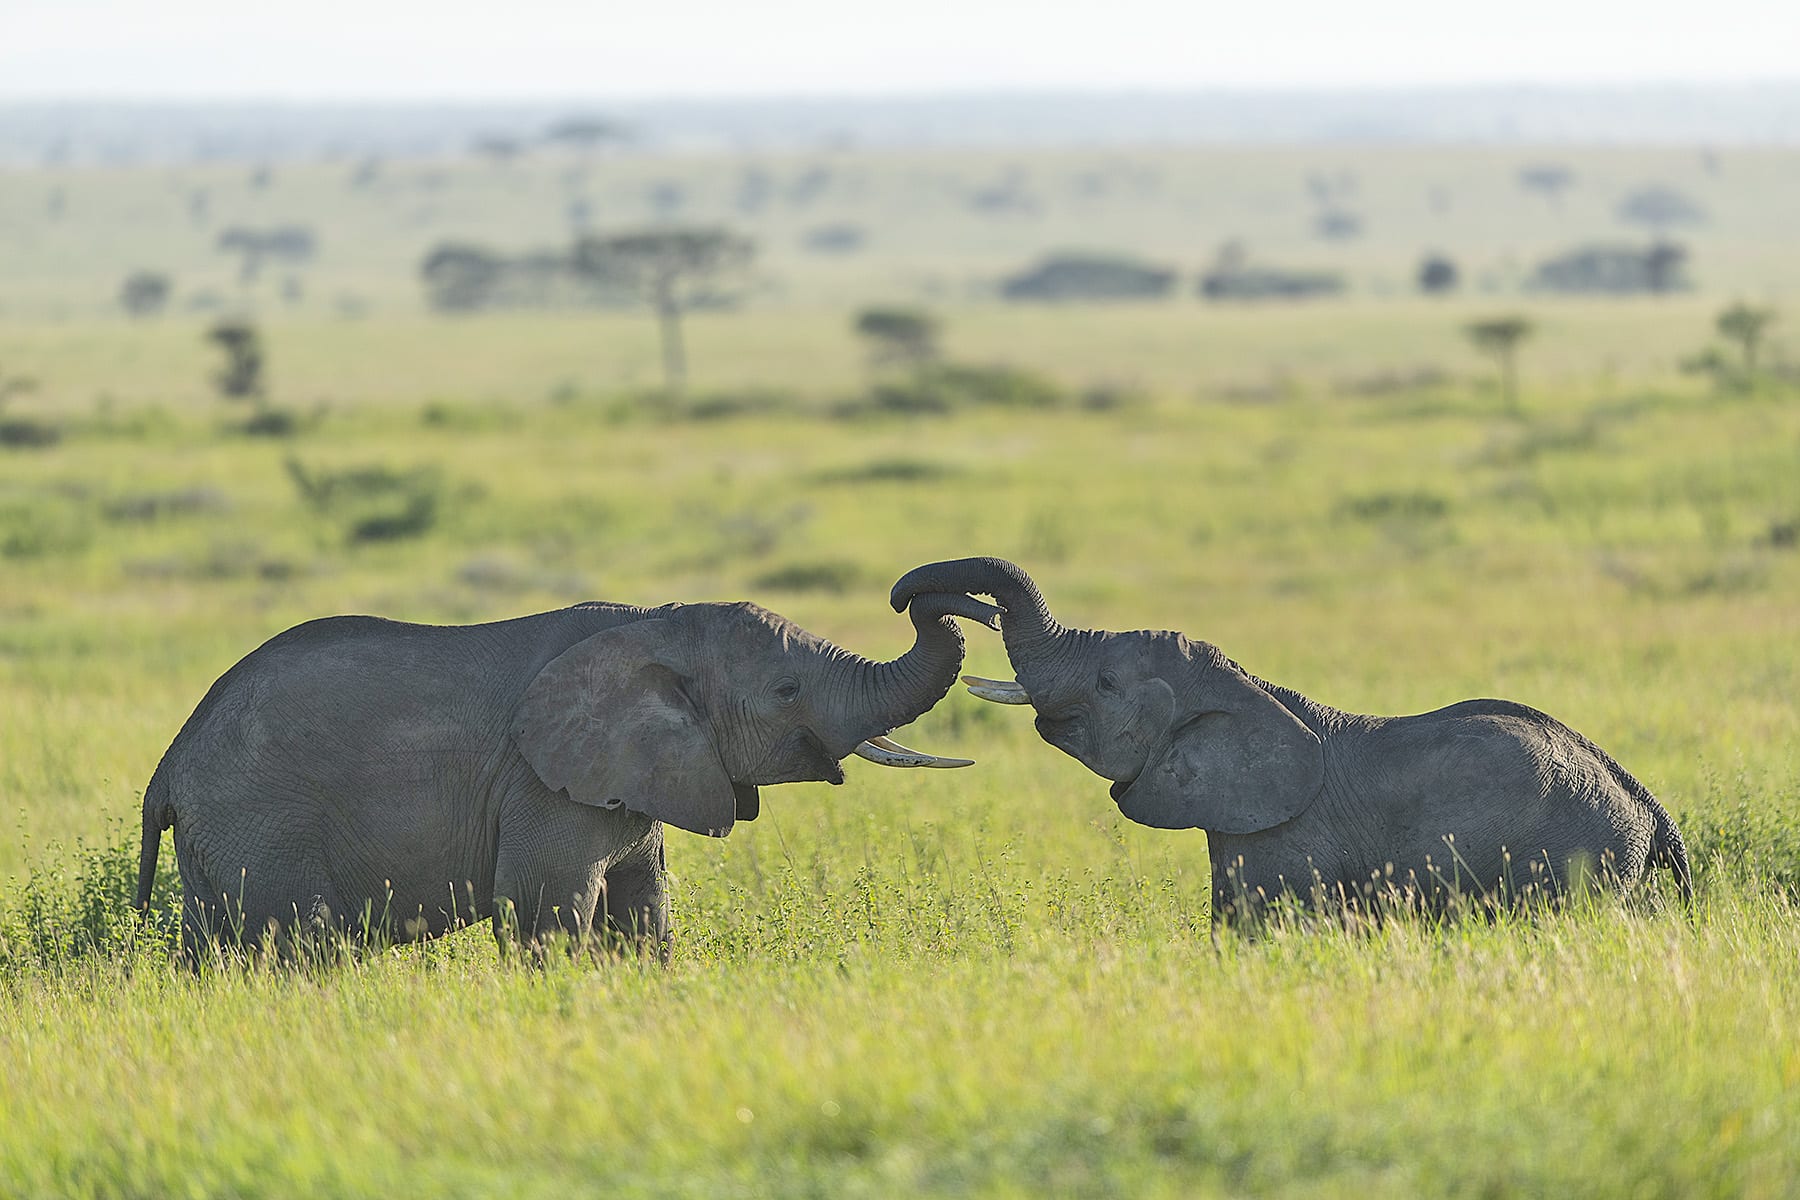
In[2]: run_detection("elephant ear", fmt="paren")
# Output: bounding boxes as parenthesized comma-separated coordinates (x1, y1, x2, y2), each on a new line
(514, 619, 737, 838)
(1116, 649, 1323, 835)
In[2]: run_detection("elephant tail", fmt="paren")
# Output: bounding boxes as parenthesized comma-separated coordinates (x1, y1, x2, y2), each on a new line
(136, 763, 174, 912)
(1647, 791, 1694, 907)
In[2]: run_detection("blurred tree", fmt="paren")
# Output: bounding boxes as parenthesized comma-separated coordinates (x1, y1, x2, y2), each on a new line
(1464, 316, 1534, 415)
(217, 225, 317, 286)
(1417, 255, 1459, 295)
(206, 320, 265, 404)
(470, 135, 523, 164)
(1644, 242, 1688, 294)
(420, 243, 503, 312)
(1716, 303, 1777, 377)
(119, 271, 172, 317)
(574, 229, 755, 392)
(1518, 164, 1575, 207)
(855, 308, 941, 368)
(545, 117, 629, 151)
(1617, 185, 1706, 238)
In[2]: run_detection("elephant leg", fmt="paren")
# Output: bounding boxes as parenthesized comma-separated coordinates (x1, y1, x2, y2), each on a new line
(601, 827, 670, 962)
(492, 789, 646, 956)
(173, 830, 224, 967)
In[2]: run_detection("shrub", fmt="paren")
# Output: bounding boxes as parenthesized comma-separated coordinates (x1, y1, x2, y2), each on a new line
(0, 418, 60, 448)
(239, 407, 300, 438)
(284, 457, 447, 545)
(851, 364, 1066, 417)
(1001, 253, 1176, 302)
(753, 560, 865, 593)
(102, 487, 229, 523)
(1334, 490, 1450, 521)
(814, 458, 963, 485)
(0, 830, 179, 977)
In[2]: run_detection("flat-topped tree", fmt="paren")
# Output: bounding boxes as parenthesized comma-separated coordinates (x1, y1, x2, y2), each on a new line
(855, 307, 941, 369)
(574, 228, 755, 393)
(1464, 316, 1534, 415)
(1617, 185, 1706, 239)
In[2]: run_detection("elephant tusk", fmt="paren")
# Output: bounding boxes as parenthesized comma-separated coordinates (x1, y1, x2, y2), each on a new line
(961, 675, 1032, 704)
(853, 735, 975, 769)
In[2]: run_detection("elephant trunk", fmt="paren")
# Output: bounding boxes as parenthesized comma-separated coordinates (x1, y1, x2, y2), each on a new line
(889, 557, 1071, 695)
(856, 590, 1000, 738)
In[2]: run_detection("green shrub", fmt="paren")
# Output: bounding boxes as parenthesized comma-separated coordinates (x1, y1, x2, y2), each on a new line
(0, 418, 61, 448)
(752, 559, 866, 593)
(848, 363, 1066, 418)
(284, 456, 447, 545)
(0, 830, 179, 977)
(813, 457, 963, 485)
(1334, 490, 1451, 522)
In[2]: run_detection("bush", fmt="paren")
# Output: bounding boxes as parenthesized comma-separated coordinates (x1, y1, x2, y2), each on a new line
(284, 457, 447, 545)
(102, 487, 229, 523)
(814, 458, 962, 486)
(1001, 253, 1176, 302)
(849, 364, 1066, 417)
(1334, 490, 1450, 521)
(0, 830, 179, 977)
(0, 418, 60, 448)
(752, 560, 866, 594)
(239, 407, 300, 438)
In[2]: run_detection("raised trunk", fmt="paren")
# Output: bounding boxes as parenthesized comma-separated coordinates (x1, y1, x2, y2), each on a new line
(888, 557, 1067, 688)
(851, 590, 999, 738)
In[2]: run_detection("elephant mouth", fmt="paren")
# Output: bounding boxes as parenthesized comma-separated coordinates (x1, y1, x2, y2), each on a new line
(1109, 777, 1138, 805)
(732, 782, 761, 822)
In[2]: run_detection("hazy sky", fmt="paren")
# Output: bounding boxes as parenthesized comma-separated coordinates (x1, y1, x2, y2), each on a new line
(5, 0, 1797, 99)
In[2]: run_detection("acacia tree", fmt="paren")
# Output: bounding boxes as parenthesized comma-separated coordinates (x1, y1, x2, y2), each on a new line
(1464, 316, 1534, 415)
(854, 307, 941, 368)
(574, 228, 755, 392)
(1716, 303, 1777, 378)
(1617, 185, 1706, 239)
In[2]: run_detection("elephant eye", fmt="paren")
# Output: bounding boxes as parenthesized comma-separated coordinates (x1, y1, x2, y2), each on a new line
(771, 675, 802, 705)
(1098, 670, 1121, 695)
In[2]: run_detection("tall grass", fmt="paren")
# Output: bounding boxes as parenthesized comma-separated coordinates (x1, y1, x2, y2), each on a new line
(0, 296, 1796, 1192)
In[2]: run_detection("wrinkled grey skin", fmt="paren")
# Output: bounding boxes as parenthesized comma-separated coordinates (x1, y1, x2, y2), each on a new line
(138, 592, 997, 959)
(893, 558, 1692, 918)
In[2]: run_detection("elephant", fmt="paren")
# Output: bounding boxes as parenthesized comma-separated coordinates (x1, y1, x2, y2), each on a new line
(891, 557, 1692, 919)
(136, 590, 1001, 959)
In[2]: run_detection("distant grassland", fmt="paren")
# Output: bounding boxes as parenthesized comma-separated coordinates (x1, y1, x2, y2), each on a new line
(4, 143, 1799, 320)
(2, 161, 1800, 1189)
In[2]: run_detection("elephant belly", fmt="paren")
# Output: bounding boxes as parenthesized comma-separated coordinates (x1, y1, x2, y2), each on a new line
(167, 682, 506, 943)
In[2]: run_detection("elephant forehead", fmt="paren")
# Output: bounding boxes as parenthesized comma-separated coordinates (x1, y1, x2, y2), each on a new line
(698, 601, 834, 655)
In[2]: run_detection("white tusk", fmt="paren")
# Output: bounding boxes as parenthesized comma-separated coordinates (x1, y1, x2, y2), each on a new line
(853, 735, 975, 769)
(961, 675, 1032, 704)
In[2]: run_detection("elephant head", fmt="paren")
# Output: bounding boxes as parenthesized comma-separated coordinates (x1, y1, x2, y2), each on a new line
(515, 591, 1001, 837)
(889, 558, 1323, 835)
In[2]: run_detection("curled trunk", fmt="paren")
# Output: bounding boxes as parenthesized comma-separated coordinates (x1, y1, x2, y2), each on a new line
(854, 590, 1001, 737)
(889, 557, 1067, 690)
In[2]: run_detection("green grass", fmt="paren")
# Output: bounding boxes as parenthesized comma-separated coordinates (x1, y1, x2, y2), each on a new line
(2, 236, 1799, 1191)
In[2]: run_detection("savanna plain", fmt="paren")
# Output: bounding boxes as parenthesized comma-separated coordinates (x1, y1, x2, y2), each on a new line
(2, 141, 1799, 1196)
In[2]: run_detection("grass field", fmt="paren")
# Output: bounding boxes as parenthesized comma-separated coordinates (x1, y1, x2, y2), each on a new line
(3, 142, 1800, 1194)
